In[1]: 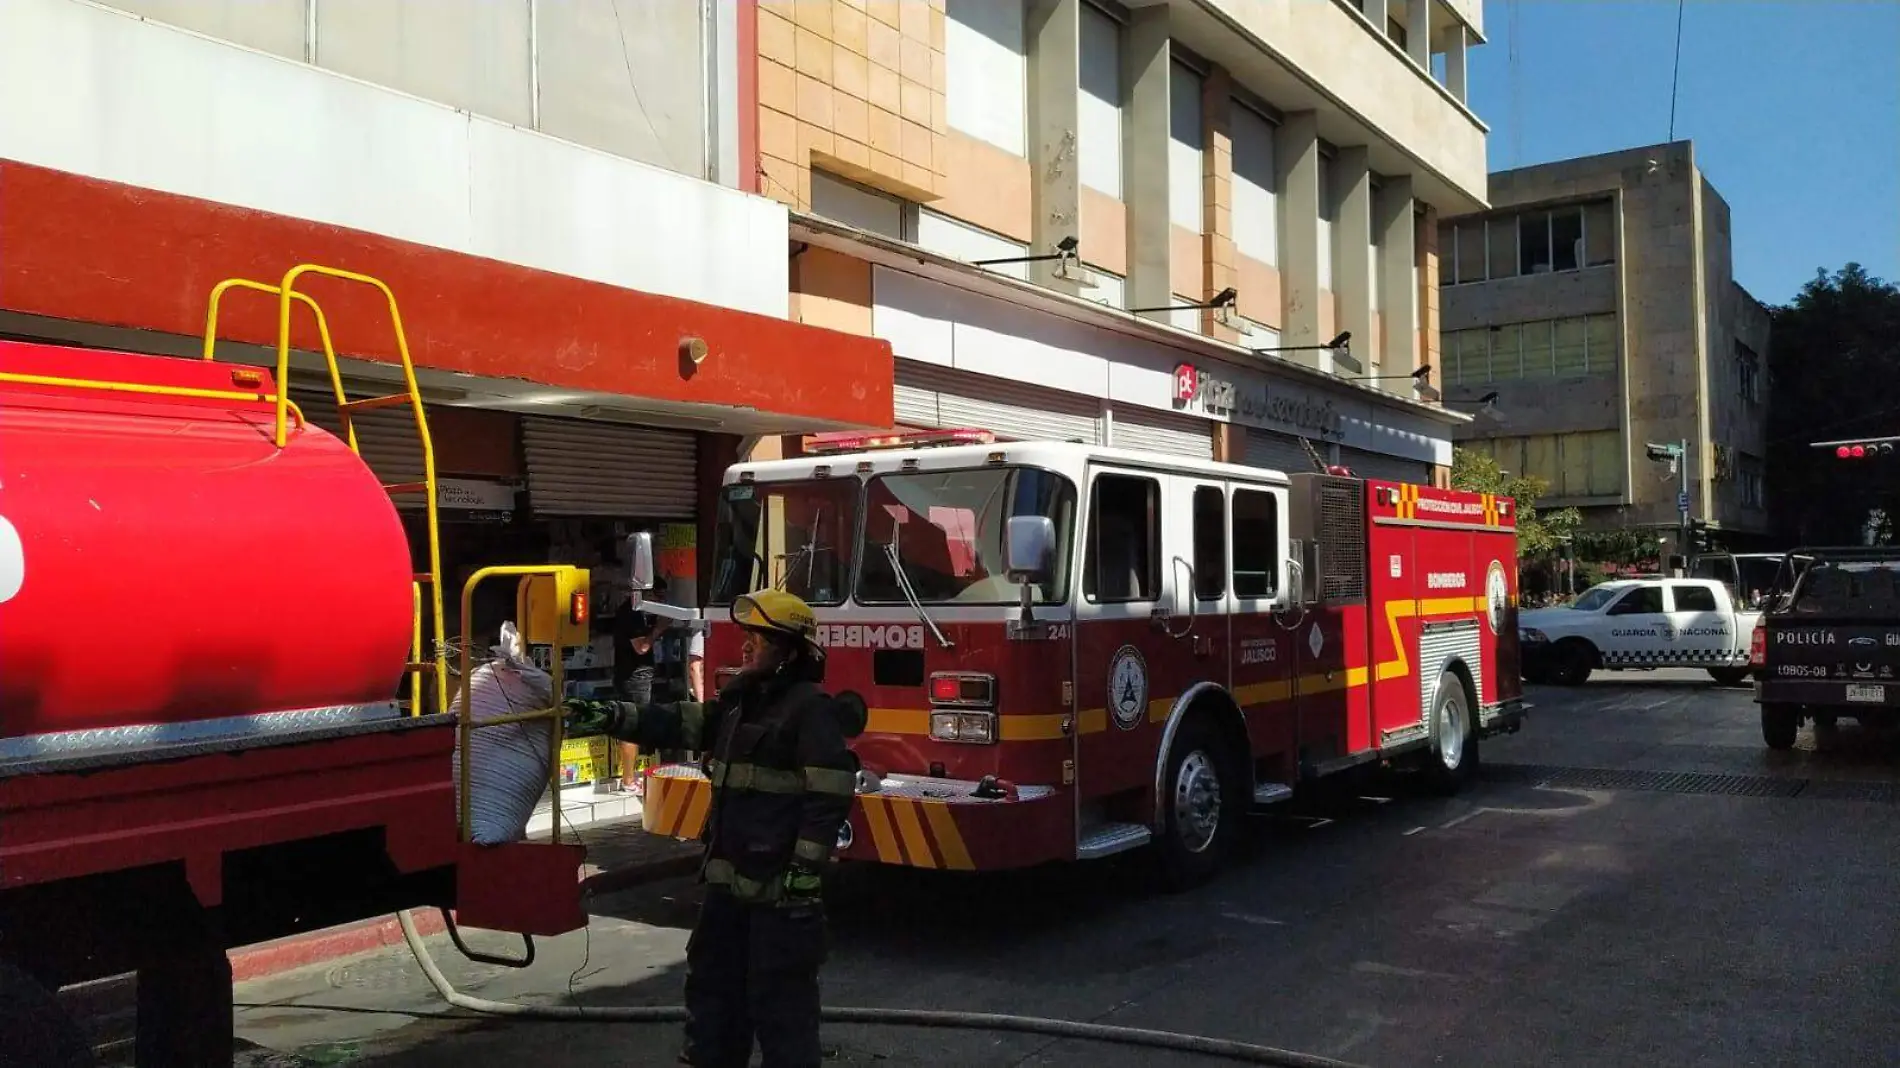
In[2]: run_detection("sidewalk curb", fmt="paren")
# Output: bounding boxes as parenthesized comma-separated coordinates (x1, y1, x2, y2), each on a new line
(229, 852, 701, 983)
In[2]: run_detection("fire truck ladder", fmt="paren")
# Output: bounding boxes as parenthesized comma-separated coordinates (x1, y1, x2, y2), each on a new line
(202, 265, 448, 716)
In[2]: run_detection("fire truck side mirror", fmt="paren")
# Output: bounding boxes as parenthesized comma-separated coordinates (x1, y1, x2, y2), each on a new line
(1287, 539, 1318, 607)
(1005, 515, 1056, 580)
(626, 532, 656, 591)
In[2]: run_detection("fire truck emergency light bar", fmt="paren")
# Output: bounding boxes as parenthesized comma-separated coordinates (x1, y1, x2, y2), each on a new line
(1812, 435, 1900, 459)
(804, 428, 997, 454)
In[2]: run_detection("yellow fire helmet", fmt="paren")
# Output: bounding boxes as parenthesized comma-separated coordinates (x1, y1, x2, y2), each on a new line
(731, 589, 824, 659)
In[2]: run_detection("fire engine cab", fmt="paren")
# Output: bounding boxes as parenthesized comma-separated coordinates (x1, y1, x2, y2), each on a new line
(643, 430, 1524, 886)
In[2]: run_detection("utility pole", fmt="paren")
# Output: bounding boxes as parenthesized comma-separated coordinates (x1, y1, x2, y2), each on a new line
(1644, 439, 1691, 572)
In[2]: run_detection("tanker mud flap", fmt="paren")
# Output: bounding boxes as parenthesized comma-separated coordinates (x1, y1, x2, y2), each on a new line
(450, 840, 588, 966)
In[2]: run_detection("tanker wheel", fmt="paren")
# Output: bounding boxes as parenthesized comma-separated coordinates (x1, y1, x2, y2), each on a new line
(1419, 670, 1479, 796)
(1761, 703, 1800, 751)
(0, 960, 95, 1068)
(1154, 715, 1239, 892)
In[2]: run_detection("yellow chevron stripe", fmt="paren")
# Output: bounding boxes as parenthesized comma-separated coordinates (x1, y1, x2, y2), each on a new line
(859, 795, 903, 863)
(889, 797, 938, 869)
(922, 803, 975, 870)
(677, 779, 712, 839)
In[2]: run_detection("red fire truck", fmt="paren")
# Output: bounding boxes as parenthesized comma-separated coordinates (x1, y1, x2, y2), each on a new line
(0, 266, 596, 1062)
(643, 430, 1524, 885)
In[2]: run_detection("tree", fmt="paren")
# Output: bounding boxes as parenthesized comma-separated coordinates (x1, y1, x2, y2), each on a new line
(1449, 447, 1580, 557)
(1766, 264, 1900, 544)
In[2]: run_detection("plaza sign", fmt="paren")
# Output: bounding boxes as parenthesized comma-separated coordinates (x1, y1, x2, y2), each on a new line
(1172, 362, 1345, 440)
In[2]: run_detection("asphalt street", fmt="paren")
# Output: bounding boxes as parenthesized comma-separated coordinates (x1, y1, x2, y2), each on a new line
(232, 670, 1900, 1068)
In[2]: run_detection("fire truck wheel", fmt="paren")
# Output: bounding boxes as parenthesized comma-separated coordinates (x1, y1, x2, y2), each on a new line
(1420, 671, 1477, 795)
(1549, 641, 1596, 686)
(1761, 704, 1799, 750)
(0, 960, 95, 1068)
(1155, 715, 1238, 890)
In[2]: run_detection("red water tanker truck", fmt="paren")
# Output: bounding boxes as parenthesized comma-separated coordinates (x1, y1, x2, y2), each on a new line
(0, 266, 597, 1064)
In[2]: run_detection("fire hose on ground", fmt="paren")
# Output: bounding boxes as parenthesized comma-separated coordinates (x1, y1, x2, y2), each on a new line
(395, 911, 1368, 1068)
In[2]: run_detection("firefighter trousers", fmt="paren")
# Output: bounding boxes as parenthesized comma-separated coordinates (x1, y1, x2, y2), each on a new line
(680, 888, 827, 1068)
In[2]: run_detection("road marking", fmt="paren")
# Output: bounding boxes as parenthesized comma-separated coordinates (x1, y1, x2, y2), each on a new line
(1353, 961, 1463, 981)
(1402, 825, 1427, 836)
(1440, 810, 1483, 830)
(1305, 818, 1335, 829)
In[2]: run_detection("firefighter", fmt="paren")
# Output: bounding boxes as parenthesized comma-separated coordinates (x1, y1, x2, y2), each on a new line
(563, 589, 856, 1068)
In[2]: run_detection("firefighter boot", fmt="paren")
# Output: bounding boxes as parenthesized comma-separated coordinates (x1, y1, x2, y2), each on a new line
(681, 892, 754, 1068)
(747, 900, 828, 1068)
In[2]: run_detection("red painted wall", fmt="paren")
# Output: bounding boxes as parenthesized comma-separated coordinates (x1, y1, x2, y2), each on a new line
(0, 162, 890, 428)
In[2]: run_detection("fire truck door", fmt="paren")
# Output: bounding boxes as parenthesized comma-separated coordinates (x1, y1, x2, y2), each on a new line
(1073, 466, 1193, 802)
(1175, 479, 1232, 689)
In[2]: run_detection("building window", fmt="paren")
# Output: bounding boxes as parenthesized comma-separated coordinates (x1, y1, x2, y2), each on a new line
(1082, 268, 1125, 309)
(917, 210, 1028, 279)
(1739, 453, 1765, 509)
(1387, 16, 1408, 50)
(810, 170, 914, 241)
(1192, 486, 1226, 600)
(1482, 430, 1624, 498)
(1084, 474, 1161, 603)
(946, 0, 1027, 157)
(1736, 341, 1761, 404)
(1077, 4, 1123, 198)
(1440, 199, 1616, 285)
(1231, 102, 1278, 267)
(1166, 294, 1200, 333)
(1167, 60, 1204, 233)
(1445, 314, 1620, 384)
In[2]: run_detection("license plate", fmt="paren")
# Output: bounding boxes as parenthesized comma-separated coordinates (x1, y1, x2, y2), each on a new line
(1846, 684, 1886, 703)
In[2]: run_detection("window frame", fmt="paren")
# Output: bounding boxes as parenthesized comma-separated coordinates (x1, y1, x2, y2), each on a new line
(1229, 485, 1282, 601)
(1668, 584, 1720, 613)
(1191, 484, 1227, 601)
(1083, 472, 1164, 605)
(1608, 585, 1665, 616)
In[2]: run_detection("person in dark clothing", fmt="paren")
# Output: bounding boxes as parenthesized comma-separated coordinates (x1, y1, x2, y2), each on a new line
(565, 589, 857, 1068)
(611, 580, 669, 792)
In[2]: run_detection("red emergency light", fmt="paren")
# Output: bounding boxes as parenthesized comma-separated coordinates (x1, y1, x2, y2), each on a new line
(804, 428, 997, 455)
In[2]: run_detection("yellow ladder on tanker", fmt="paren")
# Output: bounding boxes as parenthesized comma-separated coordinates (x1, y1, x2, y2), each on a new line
(201, 266, 448, 717)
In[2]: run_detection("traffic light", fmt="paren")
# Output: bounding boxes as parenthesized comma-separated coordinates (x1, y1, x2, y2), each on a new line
(1689, 520, 1713, 553)
(1828, 440, 1896, 459)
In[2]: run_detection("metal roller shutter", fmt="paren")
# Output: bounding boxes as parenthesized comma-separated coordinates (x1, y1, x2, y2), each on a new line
(292, 388, 427, 505)
(1337, 446, 1431, 484)
(894, 361, 1103, 444)
(1109, 405, 1214, 459)
(521, 415, 698, 518)
(1243, 428, 1320, 476)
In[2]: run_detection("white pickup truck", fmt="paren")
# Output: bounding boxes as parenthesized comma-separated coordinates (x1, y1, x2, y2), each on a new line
(1518, 577, 1761, 686)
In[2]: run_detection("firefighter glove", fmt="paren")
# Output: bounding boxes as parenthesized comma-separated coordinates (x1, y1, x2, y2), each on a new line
(563, 697, 621, 735)
(781, 863, 824, 903)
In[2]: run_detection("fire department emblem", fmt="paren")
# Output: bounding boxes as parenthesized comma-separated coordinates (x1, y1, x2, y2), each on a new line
(1484, 560, 1509, 634)
(1108, 645, 1149, 731)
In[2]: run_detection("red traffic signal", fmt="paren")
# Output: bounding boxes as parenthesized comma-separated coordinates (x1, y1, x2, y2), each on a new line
(1835, 442, 1896, 459)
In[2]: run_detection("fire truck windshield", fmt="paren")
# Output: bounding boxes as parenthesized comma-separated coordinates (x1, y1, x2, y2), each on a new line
(857, 466, 1076, 605)
(709, 479, 860, 606)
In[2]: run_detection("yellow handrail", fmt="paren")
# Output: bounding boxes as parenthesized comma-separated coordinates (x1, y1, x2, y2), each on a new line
(200, 278, 346, 448)
(0, 370, 306, 430)
(275, 264, 449, 715)
(456, 566, 577, 846)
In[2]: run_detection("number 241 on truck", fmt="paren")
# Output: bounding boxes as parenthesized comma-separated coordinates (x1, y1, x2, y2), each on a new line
(643, 432, 1525, 887)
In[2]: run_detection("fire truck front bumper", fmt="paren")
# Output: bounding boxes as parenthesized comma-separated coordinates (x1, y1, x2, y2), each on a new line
(642, 765, 1070, 872)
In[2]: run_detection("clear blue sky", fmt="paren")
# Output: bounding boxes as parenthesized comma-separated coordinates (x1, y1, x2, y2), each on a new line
(1468, 0, 1900, 306)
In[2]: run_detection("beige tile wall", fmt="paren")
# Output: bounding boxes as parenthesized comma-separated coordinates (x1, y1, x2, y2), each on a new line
(758, 0, 948, 211)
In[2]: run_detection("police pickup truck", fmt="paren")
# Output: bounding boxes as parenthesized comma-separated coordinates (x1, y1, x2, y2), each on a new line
(1755, 548, 1900, 749)
(1519, 577, 1759, 686)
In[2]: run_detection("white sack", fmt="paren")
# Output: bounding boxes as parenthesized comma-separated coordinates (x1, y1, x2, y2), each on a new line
(452, 622, 558, 846)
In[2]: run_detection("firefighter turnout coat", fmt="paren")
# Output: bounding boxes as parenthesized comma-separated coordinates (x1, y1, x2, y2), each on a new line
(590, 673, 858, 901)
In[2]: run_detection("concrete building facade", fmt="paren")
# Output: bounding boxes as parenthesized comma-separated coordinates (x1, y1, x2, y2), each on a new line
(1437, 142, 1773, 546)
(753, 0, 1492, 479)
